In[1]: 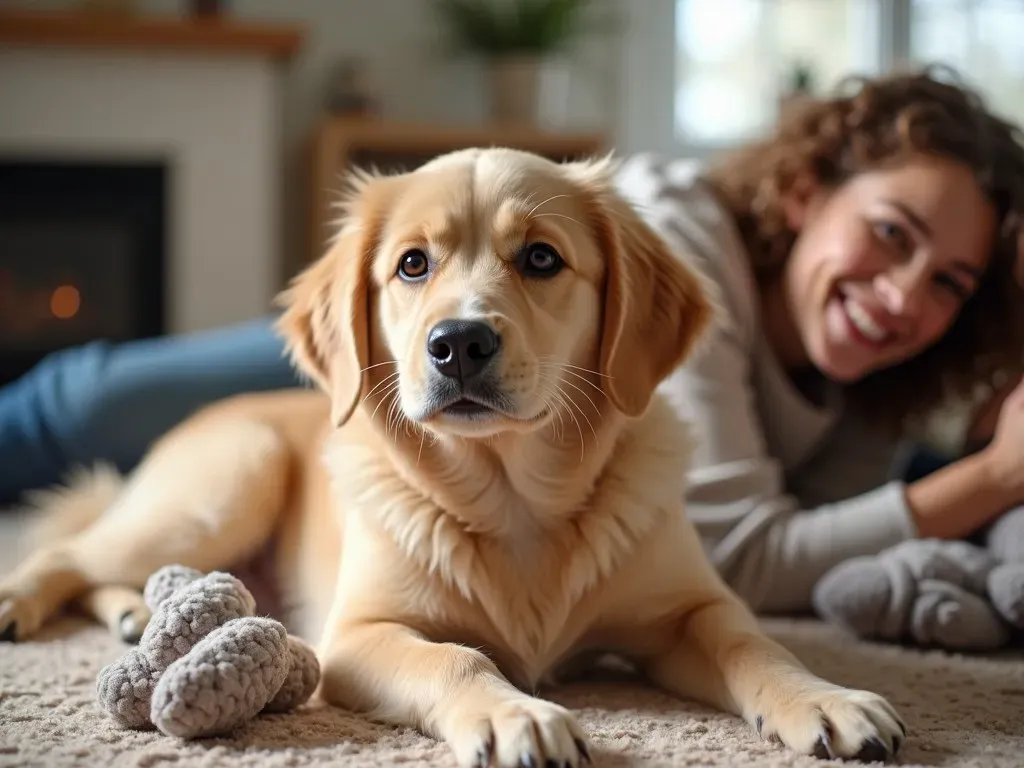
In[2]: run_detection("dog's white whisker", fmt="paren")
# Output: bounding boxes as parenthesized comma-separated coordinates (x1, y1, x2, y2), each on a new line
(538, 364, 600, 444)
(541, 384, 568, 442)
(385, 389, 405, 444)
(535, 369, 568, 441)
(557, 367, 607, 396)
(365, 376, 400, 415)
(360, 360, 400, 374)
(526, 193, 570, 220)
(416, 428, 427, 467)
(558, 381, 596, 445)
(360, 371, 401, 407)
(556, 376, 602, 421)
(531, 212, 583, 229)
(371, 380, 402, 424)
(550, 381, 585, 462)
(560, 363, 613, 380)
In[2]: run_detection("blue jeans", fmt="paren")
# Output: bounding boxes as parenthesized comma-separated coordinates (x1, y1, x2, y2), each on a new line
(0, 316, 300, 505)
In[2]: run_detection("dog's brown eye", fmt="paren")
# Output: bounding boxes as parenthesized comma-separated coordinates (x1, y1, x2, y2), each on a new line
(398, 250, 429, 281)
(518, 243, 563, 277)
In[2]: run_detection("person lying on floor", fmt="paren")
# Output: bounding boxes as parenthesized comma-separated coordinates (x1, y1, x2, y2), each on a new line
(1, 68, 1022, 623)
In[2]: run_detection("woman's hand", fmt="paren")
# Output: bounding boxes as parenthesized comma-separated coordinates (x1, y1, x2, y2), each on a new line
(967, 373, 1023, 446)
(906, 374, 1023, 539)
(979, 375, 1024, 504)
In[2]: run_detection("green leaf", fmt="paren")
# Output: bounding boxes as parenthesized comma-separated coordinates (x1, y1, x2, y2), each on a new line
(431, 0, 611, 56)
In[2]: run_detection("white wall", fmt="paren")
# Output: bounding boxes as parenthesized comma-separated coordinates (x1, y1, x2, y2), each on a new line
(3, 0, 629, 286)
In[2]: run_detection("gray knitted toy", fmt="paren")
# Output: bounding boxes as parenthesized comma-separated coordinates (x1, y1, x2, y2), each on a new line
(96, 565, 320, 739)
(813, 506, 1024, 651)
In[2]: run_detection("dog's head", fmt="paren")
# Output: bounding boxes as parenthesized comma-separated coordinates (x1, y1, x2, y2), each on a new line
(277, 148, 711, 439)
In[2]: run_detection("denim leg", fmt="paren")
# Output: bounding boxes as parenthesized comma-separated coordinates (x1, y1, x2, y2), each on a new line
(0, 316, 303, 504)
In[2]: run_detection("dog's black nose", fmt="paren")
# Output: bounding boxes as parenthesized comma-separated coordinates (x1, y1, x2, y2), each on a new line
(427, 320, 500, 381)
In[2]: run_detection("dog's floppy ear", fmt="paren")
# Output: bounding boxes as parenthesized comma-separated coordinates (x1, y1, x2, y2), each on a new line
(275, 171, 389, 427)
(567, 156, 713, 418)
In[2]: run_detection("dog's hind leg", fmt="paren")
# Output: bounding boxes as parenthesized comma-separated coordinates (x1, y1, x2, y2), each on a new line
(0, 416, 290, 642)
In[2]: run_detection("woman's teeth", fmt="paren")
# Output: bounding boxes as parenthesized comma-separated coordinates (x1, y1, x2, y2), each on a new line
(843, 298, 888, 343)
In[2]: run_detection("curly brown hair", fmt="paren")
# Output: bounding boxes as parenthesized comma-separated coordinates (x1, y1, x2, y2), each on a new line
(704, 66, 1024, 431)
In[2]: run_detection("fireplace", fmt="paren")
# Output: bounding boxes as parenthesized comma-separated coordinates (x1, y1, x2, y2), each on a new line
(0, 158, 167, 386)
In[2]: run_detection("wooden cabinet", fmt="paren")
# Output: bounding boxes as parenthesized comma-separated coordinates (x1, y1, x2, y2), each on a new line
(307, 118, 606, 263)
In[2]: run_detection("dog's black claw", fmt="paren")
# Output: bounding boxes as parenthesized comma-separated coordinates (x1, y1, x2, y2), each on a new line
(755, 715, 764, 738)
(812, 736, 833, 760)
(474, 735, 494, 768)
(0, 622, 17, 643)
(899, 720, 908, 738)
(574, 738, 591, 764)
(117, 610, 144, 644)
(892, 735, 902, 755)
(854, 737, 889, 763)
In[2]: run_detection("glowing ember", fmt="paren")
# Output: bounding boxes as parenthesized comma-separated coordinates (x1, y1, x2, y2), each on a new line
(50, 284, 81, 320)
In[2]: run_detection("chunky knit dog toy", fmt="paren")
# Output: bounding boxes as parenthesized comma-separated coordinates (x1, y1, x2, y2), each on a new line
(96, 565, 320, 739)
(813, 506, 1024, 651)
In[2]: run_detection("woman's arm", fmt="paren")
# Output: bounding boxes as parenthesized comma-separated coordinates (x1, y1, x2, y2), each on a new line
(665, 322, 919, 615)
(905, 449, 1020, 540)
(673, 329, 1022, 613)
(907, 373, 1024, 539)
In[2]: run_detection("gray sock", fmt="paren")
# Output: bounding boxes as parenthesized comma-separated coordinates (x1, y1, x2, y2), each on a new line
(983, 505, 1024, 564)
(988, 563, 1024, 631)
(812, 539, 1011, 651)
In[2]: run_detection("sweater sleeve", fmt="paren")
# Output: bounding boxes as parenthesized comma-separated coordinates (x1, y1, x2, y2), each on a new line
(614, 153, 920, 615)
(663, 311, 921, 614)
(662, 272, 920, 615)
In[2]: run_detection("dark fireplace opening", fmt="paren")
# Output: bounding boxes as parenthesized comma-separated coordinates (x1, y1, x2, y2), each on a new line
(0, 158, 167, 387)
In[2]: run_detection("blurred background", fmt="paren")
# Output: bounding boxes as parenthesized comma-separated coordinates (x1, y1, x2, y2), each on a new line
(1, 0, 1022, 387)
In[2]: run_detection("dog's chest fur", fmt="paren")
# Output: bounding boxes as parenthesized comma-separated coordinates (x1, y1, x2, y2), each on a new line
(327, 400, 693, 687)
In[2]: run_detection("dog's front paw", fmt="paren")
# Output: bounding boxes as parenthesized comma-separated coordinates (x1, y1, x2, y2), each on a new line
(0, 589, 44, 642)
(755, 684, 907, 762)
(445, 695, 590, 768)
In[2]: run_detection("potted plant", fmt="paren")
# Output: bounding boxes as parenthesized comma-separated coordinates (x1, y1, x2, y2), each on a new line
(433, 0, 607, 126)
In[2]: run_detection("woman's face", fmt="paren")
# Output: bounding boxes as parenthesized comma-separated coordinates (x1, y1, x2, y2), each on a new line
(781, 154, 996, 383)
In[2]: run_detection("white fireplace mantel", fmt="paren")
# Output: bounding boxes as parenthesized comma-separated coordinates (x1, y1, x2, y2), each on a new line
(0, 12, 303, 335)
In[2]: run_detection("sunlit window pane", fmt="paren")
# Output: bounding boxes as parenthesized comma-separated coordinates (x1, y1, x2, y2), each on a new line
(674, 0, 869, 145)
(909, 0, 1024, 126)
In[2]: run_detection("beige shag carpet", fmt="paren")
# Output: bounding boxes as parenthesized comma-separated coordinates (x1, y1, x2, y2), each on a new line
(3, 516, 1024, 767)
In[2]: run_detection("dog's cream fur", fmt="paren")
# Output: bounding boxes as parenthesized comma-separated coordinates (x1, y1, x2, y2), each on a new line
(1, 149, 905, 767)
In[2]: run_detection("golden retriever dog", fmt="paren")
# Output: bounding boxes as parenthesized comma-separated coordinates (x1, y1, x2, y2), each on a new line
(0, 148, 905, 766)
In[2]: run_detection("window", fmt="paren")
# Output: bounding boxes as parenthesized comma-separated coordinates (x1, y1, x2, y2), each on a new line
(675, 0, 878, 146)
(908, 0, 1024, 126)
(667, 0, 1024, 152)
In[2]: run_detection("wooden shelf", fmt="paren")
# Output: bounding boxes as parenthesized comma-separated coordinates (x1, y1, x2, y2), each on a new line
(306, 117, 607, 264)
(0, 10, 303, 60)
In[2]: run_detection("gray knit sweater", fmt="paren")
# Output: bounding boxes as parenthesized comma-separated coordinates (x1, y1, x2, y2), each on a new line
(614, 154, 919, 614)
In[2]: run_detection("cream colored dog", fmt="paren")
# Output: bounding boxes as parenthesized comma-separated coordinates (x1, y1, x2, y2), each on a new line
(0, 148, 905, 766)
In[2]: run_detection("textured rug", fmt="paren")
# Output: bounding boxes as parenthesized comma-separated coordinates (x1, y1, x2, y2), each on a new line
(2, 521, 1024, 766)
